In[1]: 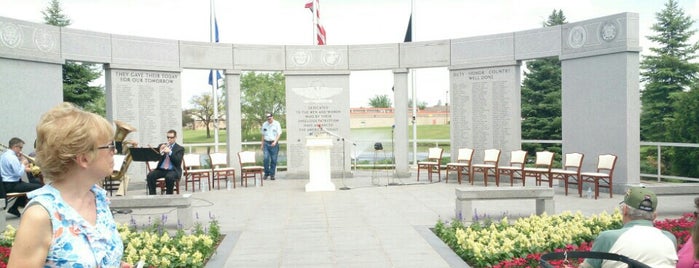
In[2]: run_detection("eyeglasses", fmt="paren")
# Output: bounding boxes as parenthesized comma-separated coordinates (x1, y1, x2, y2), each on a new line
(167, 136, 176, 139)
(97, 141, 116, 151)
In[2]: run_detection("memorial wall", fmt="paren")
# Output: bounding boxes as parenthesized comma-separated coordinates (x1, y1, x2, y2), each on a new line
(0, 12, 641, 190)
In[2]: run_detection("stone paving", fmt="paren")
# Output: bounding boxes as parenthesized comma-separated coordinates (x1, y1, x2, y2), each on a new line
(4, 170, 695, 267)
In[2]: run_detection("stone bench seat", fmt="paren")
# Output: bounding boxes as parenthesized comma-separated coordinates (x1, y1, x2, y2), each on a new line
(642, 184, 699, 196)
(455, 187, 555, 222)
(109, 194, 193, 228)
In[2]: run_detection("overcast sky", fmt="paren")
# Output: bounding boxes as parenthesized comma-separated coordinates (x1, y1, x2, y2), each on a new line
(1, 0, 698, 108)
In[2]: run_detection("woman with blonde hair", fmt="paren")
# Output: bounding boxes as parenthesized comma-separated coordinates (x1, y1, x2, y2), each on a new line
(8, 102, 130, 267)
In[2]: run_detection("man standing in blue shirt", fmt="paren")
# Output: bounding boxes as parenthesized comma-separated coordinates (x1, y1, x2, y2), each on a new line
(0, 137, 42, 217)
(261, 113, 282, 180)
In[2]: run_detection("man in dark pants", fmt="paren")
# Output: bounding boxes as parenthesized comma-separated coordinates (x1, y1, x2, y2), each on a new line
(146, 130, 184, 195)
(0, 137, 42, 217)
(260, 113, 282, 180)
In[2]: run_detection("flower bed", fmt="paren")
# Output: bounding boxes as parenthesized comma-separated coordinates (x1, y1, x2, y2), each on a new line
(0, 217, 222, 268)
(434, 210, 696, 268)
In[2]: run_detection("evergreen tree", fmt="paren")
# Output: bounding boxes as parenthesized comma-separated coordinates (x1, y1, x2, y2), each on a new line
(640, 0, 699, 142)
(520, 10, 566, 157)
(41, 0, 70, 26)
(667, 85, 699, 177)
(43, 0, 105, 116)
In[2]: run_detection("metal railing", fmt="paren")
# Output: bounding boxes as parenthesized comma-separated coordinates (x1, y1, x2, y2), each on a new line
(640, 141, 699, 182)
(182, 140, 699, 182)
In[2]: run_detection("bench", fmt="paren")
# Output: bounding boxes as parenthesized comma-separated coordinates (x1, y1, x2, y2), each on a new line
(455, 187, 555, 222)
(109, 194, 193, 228)
(0, 193, 30, 231)
(642, 183, 699, 196)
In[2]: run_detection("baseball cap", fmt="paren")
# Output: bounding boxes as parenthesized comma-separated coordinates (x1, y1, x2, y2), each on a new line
(265, 113, 273, 118)
(622, 187, 657, 212)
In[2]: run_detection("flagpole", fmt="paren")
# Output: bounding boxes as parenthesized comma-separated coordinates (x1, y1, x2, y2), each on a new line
(410, 0, 418, 166)
(210, 0, 220, 152)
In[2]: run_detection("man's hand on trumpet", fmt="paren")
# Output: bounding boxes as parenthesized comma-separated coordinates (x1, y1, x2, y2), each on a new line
(159, 144, 171, 155)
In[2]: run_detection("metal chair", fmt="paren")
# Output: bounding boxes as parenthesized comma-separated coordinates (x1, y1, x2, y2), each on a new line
(237, 151, 264, 187)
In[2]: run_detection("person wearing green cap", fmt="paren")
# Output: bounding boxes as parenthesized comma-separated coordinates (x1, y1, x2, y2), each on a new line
(580, 187, 678, 268)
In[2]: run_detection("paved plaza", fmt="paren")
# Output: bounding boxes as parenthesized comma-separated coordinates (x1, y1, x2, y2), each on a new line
(4, 170, 695, 267)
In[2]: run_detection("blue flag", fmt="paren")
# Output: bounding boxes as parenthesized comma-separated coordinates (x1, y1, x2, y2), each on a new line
(213, 17, 219, 43)
(208, 70, 222, 85)
(208, 15, 221, 85)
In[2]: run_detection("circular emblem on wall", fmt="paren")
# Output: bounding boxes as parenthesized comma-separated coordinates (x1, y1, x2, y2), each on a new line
(0, 22, 22, 48)
(567, 26, 586, 49)
(322, 50, 340, 66)
(292, 50, 311, 66)
(33, 28, 55, 52)
(599, 21, 618, 42)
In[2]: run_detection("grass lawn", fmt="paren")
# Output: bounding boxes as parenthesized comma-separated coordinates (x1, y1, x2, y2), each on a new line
(183, 125, 451, 144)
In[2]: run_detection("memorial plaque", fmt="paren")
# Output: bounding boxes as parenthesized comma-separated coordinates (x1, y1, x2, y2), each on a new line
(107, 69, 182, 180)
(285, 74, 351, 179)
(450, 66, 521, 163)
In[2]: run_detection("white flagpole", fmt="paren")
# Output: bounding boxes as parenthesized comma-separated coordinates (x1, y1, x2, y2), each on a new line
(210, 0, 220, 152)
(410, 0, 418, 166)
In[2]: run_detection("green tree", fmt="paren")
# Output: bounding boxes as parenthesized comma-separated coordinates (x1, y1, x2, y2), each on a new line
(408, 98, 427, 110)
(62, 62, 103, 113)
(640, 0, 699, 142)
(368, 94, 392, 108)
(189, 92, 224, 138)
(240, 72, 286, 139)
(43, 0, 105, 116)
(42, 0, 70, 26)
(520, 10, 566, 156)
(666, 86, 699, 177)
(182, 109, 195, 129)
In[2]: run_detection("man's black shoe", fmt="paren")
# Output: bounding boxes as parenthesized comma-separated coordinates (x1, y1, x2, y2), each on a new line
(263, 176, 269, 180)
(7, 208, 20, 217)
(271, 177, 275, 180)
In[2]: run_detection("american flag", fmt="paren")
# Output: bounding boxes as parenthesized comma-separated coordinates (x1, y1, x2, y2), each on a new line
(304, 0, 326, 45)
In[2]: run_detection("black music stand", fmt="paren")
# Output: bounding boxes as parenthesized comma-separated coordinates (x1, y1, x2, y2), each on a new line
(130, 148, 161, 162)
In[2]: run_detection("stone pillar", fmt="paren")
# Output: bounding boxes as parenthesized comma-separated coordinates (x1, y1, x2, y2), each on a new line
(225, 70, 242, 165)
(393, 69, 410, 177)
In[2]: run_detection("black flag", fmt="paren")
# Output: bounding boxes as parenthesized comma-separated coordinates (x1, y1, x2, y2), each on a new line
(403, 14, 412, 42)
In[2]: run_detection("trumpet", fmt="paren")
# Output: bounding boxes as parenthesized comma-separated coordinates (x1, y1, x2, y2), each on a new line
(0, 143, 41, 176)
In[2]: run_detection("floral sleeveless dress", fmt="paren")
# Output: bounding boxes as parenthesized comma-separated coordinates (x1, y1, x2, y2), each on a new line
(27, 184, 124, 267)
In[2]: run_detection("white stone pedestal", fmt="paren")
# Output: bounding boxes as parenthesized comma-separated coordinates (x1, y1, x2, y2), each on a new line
(305, 135, 336, 192)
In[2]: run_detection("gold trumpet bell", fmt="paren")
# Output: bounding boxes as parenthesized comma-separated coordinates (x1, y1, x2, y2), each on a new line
(103, 120, 137, 196)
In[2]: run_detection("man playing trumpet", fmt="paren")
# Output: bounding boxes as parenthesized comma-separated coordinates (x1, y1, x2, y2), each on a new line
(0, 137, 42, 217)
(146, 130, 184, 195)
